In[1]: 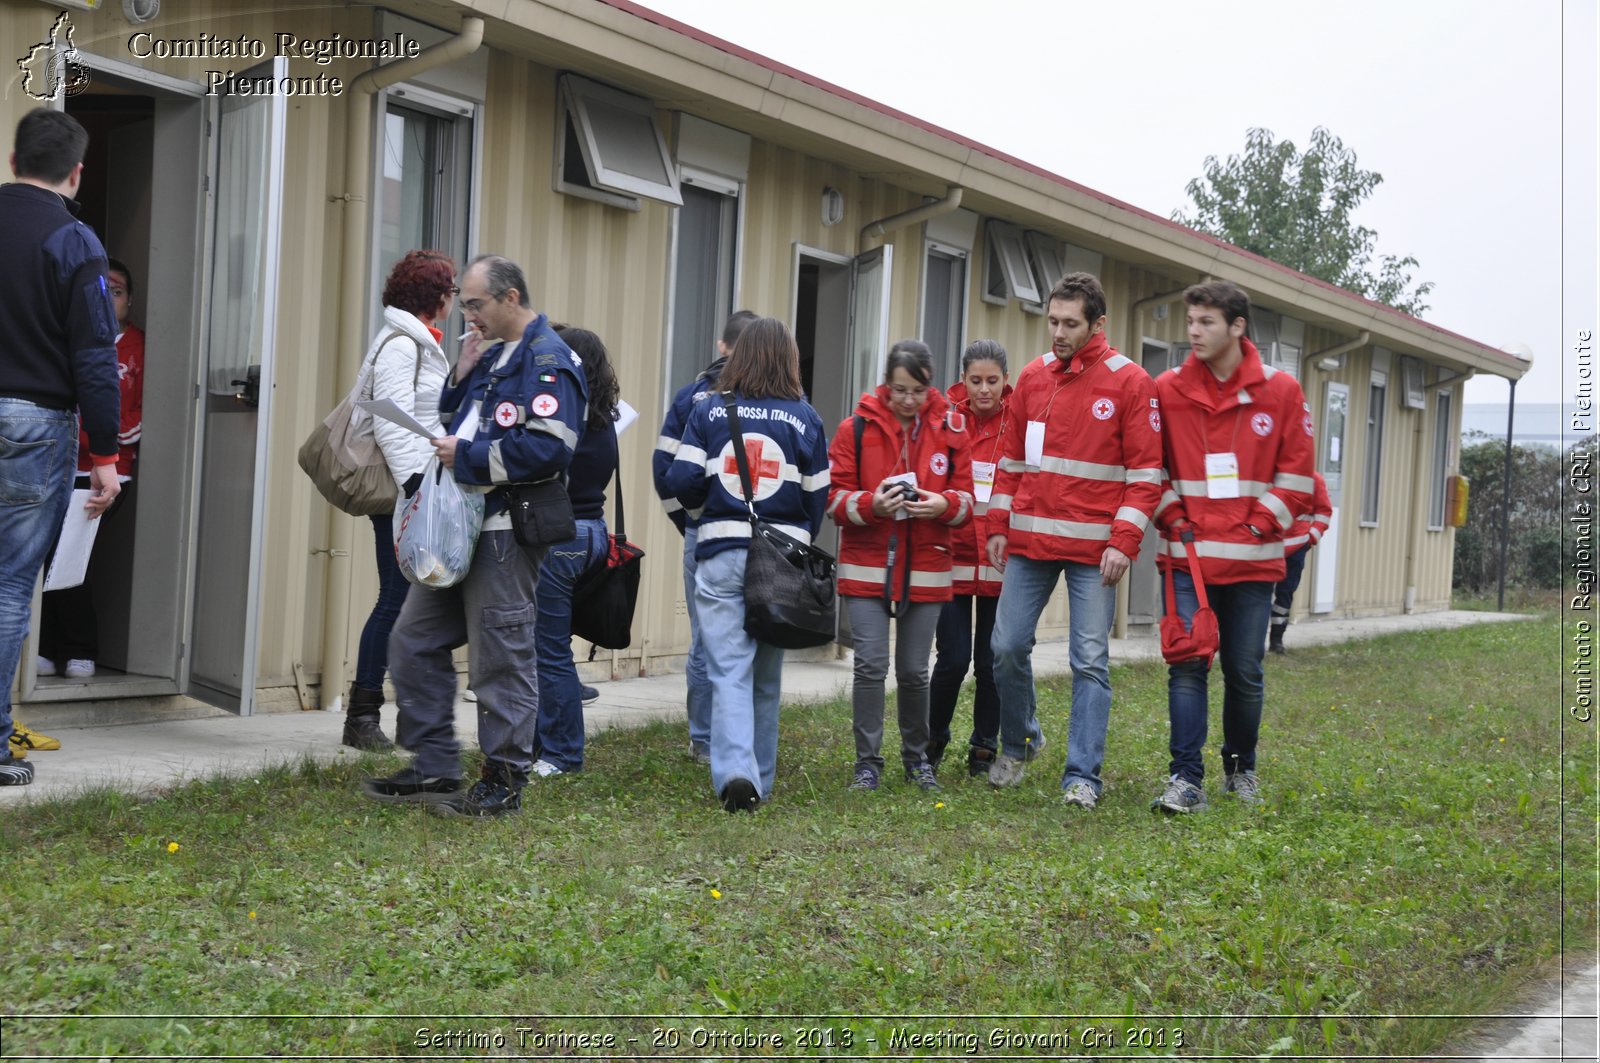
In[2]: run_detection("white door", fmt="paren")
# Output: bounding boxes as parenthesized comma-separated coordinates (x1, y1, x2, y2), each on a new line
(186, 58, 287, 713)
(1313, 382, 1349, 614)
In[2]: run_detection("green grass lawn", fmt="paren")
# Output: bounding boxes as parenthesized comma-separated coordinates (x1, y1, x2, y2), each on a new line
(1, 615, 1589, 1058)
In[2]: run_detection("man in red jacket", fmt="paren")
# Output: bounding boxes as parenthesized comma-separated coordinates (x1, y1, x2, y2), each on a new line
(1150, 281, 1315, 813)
(985, 273, 1162, 807)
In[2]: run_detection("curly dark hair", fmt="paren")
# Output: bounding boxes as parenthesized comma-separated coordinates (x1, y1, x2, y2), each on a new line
(382, 249, 455, 317)
(555, 326, 621, 432)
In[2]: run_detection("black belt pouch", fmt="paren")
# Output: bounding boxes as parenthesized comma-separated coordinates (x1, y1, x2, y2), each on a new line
(504, 479, 576, 548)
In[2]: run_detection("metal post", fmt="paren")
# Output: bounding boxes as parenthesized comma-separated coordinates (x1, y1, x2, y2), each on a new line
(1497, 378, 1516, 610)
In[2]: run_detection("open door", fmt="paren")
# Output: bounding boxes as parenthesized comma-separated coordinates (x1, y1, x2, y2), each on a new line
(186, 59, 287, 713)
(1312, 381, 1348, 614)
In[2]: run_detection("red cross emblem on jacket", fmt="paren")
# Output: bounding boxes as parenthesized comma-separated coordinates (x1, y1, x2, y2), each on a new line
(722, 436, 782, 498)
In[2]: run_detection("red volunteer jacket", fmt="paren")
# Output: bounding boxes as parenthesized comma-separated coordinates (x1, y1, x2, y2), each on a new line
(986, 333, 1162, 565)
(76, 324, 144, 477)
(1285, 471, 1333, 552)
(827, 386, 974, 603)
(945, 380, 1010, 597)
(1152, 338, 1316, 584)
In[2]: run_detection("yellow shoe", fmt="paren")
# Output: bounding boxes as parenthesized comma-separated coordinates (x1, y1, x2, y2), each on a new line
(10, 723, 61, 753)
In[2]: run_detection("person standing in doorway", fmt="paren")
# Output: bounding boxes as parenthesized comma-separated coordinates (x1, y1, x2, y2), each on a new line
(0, 109, 122, 787)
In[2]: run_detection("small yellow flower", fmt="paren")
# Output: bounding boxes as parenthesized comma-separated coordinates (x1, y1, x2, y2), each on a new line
(1154, 927, 1164, 934)
(709, 888, 722, 900)
(166, 841, 180, 854)
(247, 911, 257, 920)
(935, 802, 945, 809)
(1498, 737, 1506, 743)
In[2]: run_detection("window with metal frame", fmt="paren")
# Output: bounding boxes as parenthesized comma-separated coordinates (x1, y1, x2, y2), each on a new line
(1428, 389, 1453, 529)
(981, 219, 1040, 306)
(1399, 356, 1428, 409)
(921, 242, 968, 388)
(1361, 373, 1387, 525)
(378, 92, 473, 337)
(555, 73, 682, 209)
(1024, 231, 1067, 311)
(667, 181, 738, 394)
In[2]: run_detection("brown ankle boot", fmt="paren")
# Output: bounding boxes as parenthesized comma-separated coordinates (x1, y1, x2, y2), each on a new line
(342, 683, 393, 751)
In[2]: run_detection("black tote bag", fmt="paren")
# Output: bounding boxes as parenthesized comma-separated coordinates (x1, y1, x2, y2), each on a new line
(570, 464, 644, 654)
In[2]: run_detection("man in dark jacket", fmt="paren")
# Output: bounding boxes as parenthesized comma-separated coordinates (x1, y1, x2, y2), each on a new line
(0, 109, 121, 787)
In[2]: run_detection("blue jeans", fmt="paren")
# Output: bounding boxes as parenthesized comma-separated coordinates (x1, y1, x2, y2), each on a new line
(354, 512, 411, 691)
(694, 548, 782, 800)
(683, 526, 711, 753)
(1271, 545, 1310, 628)
(0, 400, 78, 745)
(1164, 569, 1274, 784)
(928, 594, 1000, 753)
(991, 555, 1117, 794)
(533, 517, 608, 771)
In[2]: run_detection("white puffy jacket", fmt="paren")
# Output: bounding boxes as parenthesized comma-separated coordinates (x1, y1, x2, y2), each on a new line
(366, 305, 451, 486)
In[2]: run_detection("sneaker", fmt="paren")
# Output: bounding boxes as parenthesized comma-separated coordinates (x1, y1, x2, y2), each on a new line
(1152, 774, 1207, 814)
(0, 752, 35, 786)
(1021, 733, 1047, 762)
(967, 747, 996, 778)
(64, 659, 95, 679)
(988, 754, 1026, 788)
(9, 723, 60, 753)
(1223, 768, 1262, 804)
(35, 655, 56, 677)
(905, 760, 941, 792)
(580, 684, 599, 704)
(925, 738, 948, 773)
(361, 765, 462, 805)
(461, 687, 478, 703)
(689, 743, 712, 766)
(429, 778, 522, 819)
(719, 777, 760, 813)
(848, 767, 880, 792)
(1062, 781, 1098, 809)
(530, 758, 565, 779)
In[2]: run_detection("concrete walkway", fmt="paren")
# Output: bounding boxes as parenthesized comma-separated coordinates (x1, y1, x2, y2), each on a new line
(3, 607, 1596, 1057)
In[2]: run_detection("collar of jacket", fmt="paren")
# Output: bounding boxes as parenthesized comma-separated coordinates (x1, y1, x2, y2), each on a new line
(1049, 331, 1112, 375)
(1171, 337, 1270, 410)
(947, 379, 1012, 425)
(859, 382, 952, 441)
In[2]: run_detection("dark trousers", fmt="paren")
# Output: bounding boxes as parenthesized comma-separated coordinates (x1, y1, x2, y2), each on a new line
(1270, 545, 1311, 628)
(40, 477, 131, 664)
(355, 512, 411, 690)
(927, 593, 1000, 753)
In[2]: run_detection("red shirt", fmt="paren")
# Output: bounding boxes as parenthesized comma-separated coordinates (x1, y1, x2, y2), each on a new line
(77, 324, 143, 477)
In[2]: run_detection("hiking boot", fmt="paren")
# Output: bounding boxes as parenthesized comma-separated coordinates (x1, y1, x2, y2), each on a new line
(1268, 625, 1286, 655)
(925, 738, 948, 773)
(361, 764, 461, 805)
(580, 684, 599, 704)
(429, 778, 522, 819)
(64, 659, 95, 679)
(905, 760, 941, 792)
(0, 752, 34, 786)
(10, 722, 60, 753)
(530, 758, 565, 779)
(341, 683, 392, 752)
(1224, 768, 1262, 804)
(720, 777, 760, 813)
(967, 746, 996, 778)
(1061, 781, 1098, 809)
(1152, 774, 1207, 814)
(988, 754, 1026, 788)
(848, 767, 880, 792)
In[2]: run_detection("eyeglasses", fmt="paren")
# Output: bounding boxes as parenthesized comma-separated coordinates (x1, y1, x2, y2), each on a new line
(448, 286, 460, 295)
(462, 297, 487, 313)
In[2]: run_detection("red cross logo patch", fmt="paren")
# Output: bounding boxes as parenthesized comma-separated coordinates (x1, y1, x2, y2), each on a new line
(930, 451, 949, 477)
(1251, 412, 1274, 437)
(1302, 414, 1316, 437)
(1149, 411, 1162, 433)
(494, 400, 519, 428)
(1092, 398, 1115, 421)
(718, 432, 785, 501)
(529, 393, 560, 419)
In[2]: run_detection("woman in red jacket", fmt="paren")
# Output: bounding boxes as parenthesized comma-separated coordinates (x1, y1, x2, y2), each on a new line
(927, 340, 1011, 779)
(828, 340, 973, 793)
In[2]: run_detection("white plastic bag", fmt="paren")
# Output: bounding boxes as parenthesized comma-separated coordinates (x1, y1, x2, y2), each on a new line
(393, 458, 485, 588)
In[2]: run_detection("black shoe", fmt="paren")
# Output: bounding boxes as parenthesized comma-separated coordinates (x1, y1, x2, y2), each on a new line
(580, 684, 599, 704)
(1268, 625, 1286, 655)
(0, 751, 34, 787)
(719, 777, 760, 813)
(429, 778, 522, 819)
(905, 760, 942, 792)
(925, 738, 948, 773)
(342, 684, 393, 751)
(361, 765, 461, 804)
(967, 746, 996, 778)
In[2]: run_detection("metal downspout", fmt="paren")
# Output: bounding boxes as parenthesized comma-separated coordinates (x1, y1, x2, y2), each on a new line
(317, 17, 485, 711)
(859, 187, 964, 248)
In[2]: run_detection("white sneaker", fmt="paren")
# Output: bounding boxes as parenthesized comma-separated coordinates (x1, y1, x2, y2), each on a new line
(64, 659, 95, 679)
(461, 688, 478, 703)
(531, 758, 565, 778)
(35, 655, 56, 677)
(1061, 781, 1098, 809)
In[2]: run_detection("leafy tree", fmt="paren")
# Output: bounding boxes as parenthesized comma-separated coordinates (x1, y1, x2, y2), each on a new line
(1174, 126, 1434, 316)
(1452, 433, 1571, 592)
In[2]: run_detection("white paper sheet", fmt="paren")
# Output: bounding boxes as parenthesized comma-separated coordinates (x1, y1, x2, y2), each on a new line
(43, 489, 100, 591)
(356, 398, 442, 438)
(613, 399, 639, 436)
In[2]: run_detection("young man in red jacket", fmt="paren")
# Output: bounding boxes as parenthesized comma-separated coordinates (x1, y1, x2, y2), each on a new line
(986, 273, 1162, 807)
(1151, 281, 1315, 813)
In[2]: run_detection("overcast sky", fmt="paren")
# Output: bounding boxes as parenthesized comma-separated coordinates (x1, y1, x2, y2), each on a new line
(642, 0, 1593, 407)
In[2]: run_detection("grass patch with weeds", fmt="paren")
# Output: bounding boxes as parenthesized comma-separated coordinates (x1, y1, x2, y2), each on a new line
(0, 615, 1587, 1057)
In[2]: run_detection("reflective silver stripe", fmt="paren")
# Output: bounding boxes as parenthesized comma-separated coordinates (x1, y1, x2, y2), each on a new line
(846, 492, 868, 526)
(1260, 491, 1293, 529)
(836, 564, 952, 589)
(999, 457, 1029, 473)
(951, 564, 977, 582)
(656, 434, 681, 455)
(1165, 539, 1284, 561)
(800, 469, 831, 491)
(989, 493, 1014, 511)
(674, 444, 707, 468)
(661, 497, 683, 514)
(1038, 456, 1125, 481)
(1285, 533, 1310, 549)
(979, 564, 1004, 583)
(1124, 467, 1162, 485)
(526, 415, 579, 449)
(973, 500, 989, 518)
(1011, 513, 1112, 541)
(1172, 479, 1273, 498)
(1275, 472, 1317, 493)
(699, 520, 813, 546)
(947, 491, 973, 525)
(1312, 511, 1333, 523)
(488, 439, 508, 482)
(910, 570, 953, 588)
(1104, 353, 1132, 372)
(827, 492, 849, 520)
(686, 505, 703, 519)
(1114, 505, 1151, 532)
(1153, 489, 1181, 517)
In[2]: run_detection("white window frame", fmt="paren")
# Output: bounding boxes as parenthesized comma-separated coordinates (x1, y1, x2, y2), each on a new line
(1428, 388, 1453, 531)
(981, 219, 1040, 307)
(1360, 367, 1388, 527)
(554, 74, 682, 210)
(1023, 231, 1067, 314)
(1399, 356, 1428, 409)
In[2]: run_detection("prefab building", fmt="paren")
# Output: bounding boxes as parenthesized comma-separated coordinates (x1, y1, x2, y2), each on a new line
(1, 0, 1526, 717)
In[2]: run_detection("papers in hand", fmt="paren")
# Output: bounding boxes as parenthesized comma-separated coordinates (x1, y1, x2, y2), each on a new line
(356, 398, 443, 438)
(43, 489, 99, 591)
(613, 399, 639, 436)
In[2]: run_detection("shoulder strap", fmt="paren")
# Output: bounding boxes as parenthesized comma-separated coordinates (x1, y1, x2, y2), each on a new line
(361, 329, 420, 401)
(723, 395, 757, 515)
(854, 414, 866, 475)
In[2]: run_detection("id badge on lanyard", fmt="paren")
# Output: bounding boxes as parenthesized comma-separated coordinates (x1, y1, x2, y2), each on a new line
(1024, 421, 1046, 468)
(971, 460, 996, 504)
(1205, 452, 1240, 499)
